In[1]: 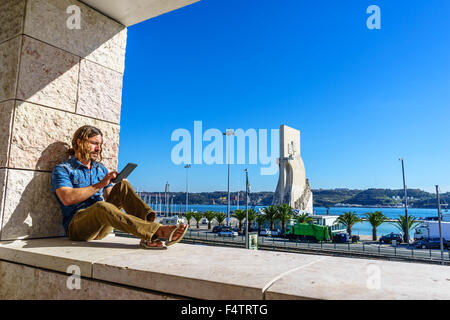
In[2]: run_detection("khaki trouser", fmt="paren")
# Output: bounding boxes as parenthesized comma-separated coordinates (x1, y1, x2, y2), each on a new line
(67, 180, 161, 241)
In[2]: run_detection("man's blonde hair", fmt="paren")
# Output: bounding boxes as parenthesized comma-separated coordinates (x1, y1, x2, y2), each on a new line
(68, 125, 103, 162)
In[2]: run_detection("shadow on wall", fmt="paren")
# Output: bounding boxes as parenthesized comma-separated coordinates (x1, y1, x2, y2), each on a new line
(1, 142, 69, 240)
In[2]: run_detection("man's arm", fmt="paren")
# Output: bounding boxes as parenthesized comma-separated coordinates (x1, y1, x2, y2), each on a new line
(103, 186, 113, 201)
(56, 171, 117, 206)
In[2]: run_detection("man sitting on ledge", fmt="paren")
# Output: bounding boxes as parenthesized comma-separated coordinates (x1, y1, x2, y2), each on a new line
(51, 125, 187, 249)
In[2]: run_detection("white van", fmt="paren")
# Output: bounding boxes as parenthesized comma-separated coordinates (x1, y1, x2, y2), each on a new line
(159, 217, 186, 225)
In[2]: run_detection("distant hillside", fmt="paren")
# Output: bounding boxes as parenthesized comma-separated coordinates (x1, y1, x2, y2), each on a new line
(139, 189, 449, 209)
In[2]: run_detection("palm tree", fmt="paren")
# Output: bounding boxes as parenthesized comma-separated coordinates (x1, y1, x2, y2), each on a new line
(276, 203, 294, 233)
(295, 213, 313, 224)
(247, 208, 257, 230)
(255, 214, 266, 233)
(183, 212, 194, 226)
(203, 210, 216, 230)
(214, 212, 226, 226)
(364, 211, 388, 241)
(336, 211, 362, 239)
(391, 215, 420, 243)
(262, 205, 278, 230)
(192, 212, 203, 229)
(232, 209, 246, 231)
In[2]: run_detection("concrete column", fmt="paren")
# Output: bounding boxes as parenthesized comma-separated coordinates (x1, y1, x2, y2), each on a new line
(0, 0, 127, 240)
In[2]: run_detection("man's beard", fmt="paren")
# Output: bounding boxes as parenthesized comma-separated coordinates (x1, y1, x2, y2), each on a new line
(90, 152, 100, 161)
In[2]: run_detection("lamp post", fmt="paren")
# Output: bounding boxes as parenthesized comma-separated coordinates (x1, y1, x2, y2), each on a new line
(223, 129, 235, 226)
(245, 168, 249, 249)
(399, 158, 409, 245)
(165, 182, 169, 217)
(436, 185, 444, 265)
(184, 164, 191, 213)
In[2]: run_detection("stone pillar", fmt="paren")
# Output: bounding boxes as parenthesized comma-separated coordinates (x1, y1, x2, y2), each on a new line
(0, 0, 126, 240)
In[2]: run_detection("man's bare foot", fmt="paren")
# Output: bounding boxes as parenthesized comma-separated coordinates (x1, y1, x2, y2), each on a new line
(140, 239, 167, 250)
(155, 224, 187, 242)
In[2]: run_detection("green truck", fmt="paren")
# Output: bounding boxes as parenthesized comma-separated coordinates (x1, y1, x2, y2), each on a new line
(285, 223, 332, 242)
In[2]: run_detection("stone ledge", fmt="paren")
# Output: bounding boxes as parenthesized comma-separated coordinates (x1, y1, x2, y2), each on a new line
(0, 235, 449, 300)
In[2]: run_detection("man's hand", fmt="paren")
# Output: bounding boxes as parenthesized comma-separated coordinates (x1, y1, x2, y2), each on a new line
(97, 171, 118, 189)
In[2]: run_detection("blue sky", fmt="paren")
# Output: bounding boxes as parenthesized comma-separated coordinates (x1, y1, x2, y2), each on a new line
(118, 0, 450, 193)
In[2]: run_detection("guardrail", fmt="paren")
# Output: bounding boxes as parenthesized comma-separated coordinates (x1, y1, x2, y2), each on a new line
(113, 229, 449, 265)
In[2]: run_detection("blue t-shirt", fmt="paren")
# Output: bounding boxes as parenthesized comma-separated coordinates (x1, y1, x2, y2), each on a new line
(51, 157, 112, 234)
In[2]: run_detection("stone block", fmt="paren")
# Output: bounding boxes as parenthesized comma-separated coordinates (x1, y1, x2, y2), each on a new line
(264, 256, 450, 300)
(17, 36, 80, 112)
(0, 235, 143, 277)
(0, 169, 64, 240)
(24, 0, 127, 73)
(0, 169, 7, 236)
(0, 101, 15, 167)
(0, 0, 26, 44)
(76, 59, 123, 123)
(0, 36, 21, 102)
(9, 101, 120, 172)
(92, 243, 325, 300)
(0, 260, 182, 300)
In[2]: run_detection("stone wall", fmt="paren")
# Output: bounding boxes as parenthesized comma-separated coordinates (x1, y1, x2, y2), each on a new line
(0, 0, 127, 240)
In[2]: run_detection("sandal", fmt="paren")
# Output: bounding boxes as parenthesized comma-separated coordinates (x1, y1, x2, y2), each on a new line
(166, 224, 188, 246)
(140, 239, 167, 250)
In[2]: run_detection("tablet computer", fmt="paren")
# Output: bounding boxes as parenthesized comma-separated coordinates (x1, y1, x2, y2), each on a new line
(112, 163, 137, 184)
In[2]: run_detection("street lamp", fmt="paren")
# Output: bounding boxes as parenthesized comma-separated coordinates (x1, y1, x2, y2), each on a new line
(399, 158, 409, 245)
(184, 164, 191, 213)
(223, 129, 235, 226)
(245, 168, 249, 249)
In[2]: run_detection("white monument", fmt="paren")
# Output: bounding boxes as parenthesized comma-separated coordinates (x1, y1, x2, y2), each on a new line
(273, 125, 313, 213)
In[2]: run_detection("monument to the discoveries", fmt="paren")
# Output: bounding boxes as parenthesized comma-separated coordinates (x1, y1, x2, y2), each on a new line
(273, 125, 313, 213)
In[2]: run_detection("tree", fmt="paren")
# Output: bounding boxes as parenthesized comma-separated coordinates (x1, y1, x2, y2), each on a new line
(247, 208, 257, 230)
(391, 215, 420, 243)
(203, 210, 216, 230)
(336, 211, 362, 239)
(262, 205, 278, 230)
(214, 212, 226, 226)
(255, 214, 266, 233)
(276, 203, 294, 233)
(232, 209, 246, 231)
(364, 211, 388, 241)
(183, 212, 194, 226)
(295, 213, 313, 224)
(192, 212, 203, 229)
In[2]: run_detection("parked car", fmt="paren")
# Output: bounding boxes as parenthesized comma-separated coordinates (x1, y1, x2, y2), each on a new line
(415, 237, 447, 249)
(270, 229, 282, 237)
(212, 226, 223, 233)
(379, 233, 403, 244)
(218, 230, 238, 237)
(201, 218, 208, 225)
(259, 229, 271, 237)
(332, 233, 349, 243)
